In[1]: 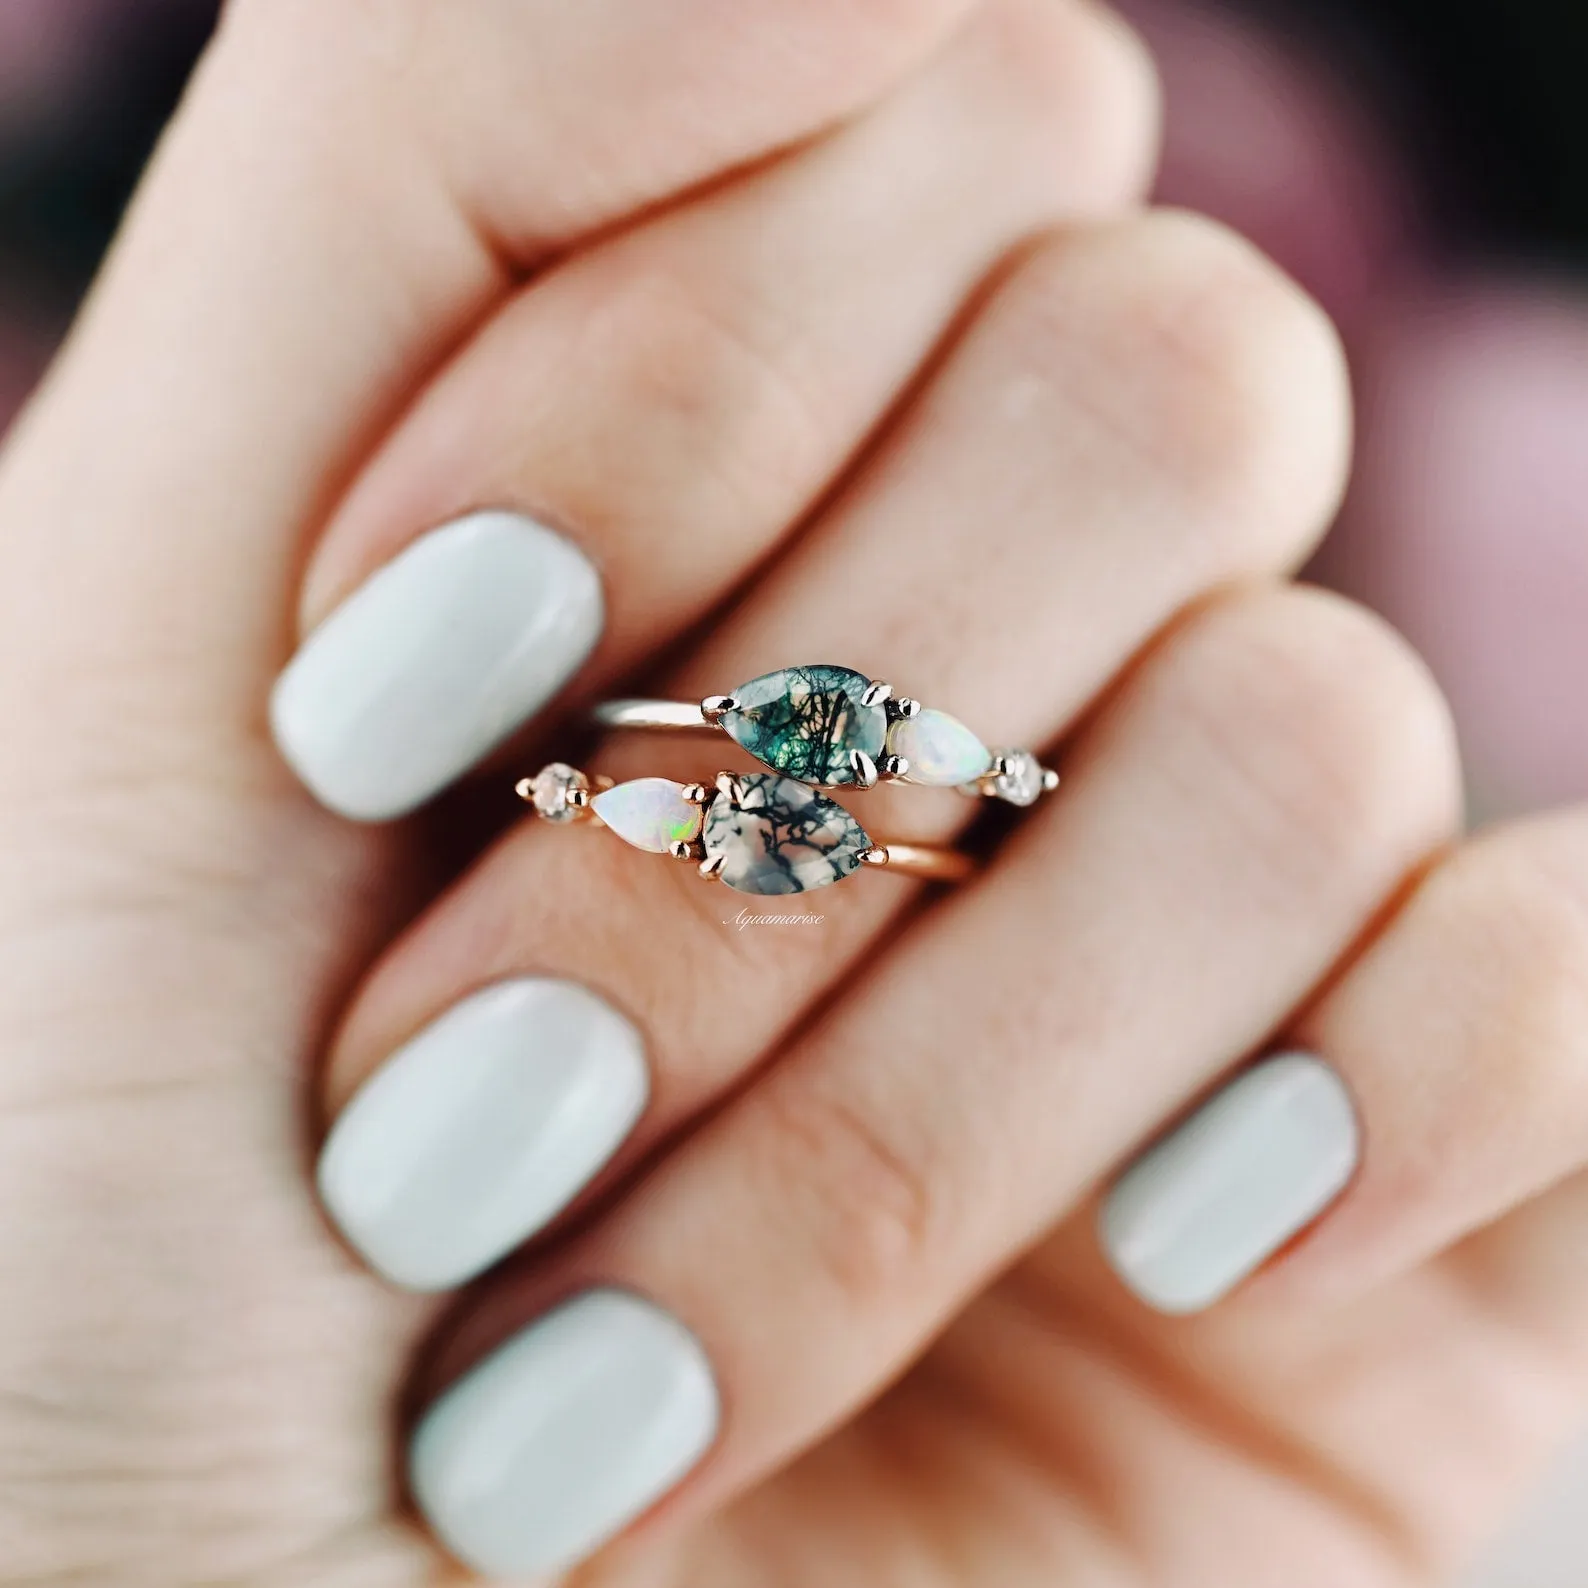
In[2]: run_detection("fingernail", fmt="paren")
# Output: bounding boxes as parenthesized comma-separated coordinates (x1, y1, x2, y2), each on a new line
(316, 979, 647, 1292)
(411, 1288, 719, 1576)
(271, 510, 602, 821)
(1098, 1052, 1358, 1315)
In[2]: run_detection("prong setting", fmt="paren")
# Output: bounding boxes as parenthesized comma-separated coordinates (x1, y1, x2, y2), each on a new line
(860, 680, 893, 708)
(859, 846, 890, 867)
(681, 782, 710, 805)
(714, 770, 746, 805)
(886, 696, 921, 719)
(698, 853, 726, 881)
(850, 749, 879, 789)
(879, 754, 909, 781)
(700, 694, 738, 723)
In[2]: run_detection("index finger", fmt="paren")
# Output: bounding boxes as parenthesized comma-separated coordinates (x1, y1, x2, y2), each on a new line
(0, 0, 980, 751)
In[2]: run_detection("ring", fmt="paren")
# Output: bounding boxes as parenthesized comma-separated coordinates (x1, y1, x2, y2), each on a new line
(592, 664, 1058, 802)
(516, 763, 975, 896)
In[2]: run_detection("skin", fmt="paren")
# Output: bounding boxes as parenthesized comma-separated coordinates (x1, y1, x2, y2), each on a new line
(0, 1, 1586, 1584)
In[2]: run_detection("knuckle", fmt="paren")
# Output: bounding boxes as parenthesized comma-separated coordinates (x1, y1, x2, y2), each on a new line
(1335, 819, 1588, 1215)
(1170, 588, 1461, 888)
(219, 0, 412, 72)
(751, 1069, 942, 1305)
(970, 0, 1160, 208)
(993, 211, 1351, 572)
(783, 0, 979, 51)
(557, 263, 824, 534)
(1433, 824, 1588, 1114)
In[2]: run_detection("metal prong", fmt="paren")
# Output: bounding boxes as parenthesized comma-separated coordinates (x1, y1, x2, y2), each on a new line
(993, 754, 1014, 777)
(850, 749, 879, 788)
(669, 839, 704, 862)
(714, 770, 745, 804)
(514, 777, 535, 802)
(681, 782, 710, 805)
(896, 697, 921, 718)
(565, 786, 591, 810)
(698, 854, 726, 881)
(1042, 768, 1061, 792)
(859, 846, 890, 867)
(700, 694, 738, 723)
(861, 680, 893, 708)
(880, 755, 910, 781)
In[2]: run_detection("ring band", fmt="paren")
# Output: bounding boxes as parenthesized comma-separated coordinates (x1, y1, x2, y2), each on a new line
(592, 663, 1057, 804)
(517, 763, 974, 896)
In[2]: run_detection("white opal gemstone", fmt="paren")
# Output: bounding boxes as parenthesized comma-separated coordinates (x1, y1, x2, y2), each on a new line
(530, 762, 587, 823)
(592, 779, 702, 853)
(889, 708, 990, 787)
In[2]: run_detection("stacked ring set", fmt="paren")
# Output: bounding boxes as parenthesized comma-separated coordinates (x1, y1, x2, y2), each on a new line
(516, 664, 1057, 897)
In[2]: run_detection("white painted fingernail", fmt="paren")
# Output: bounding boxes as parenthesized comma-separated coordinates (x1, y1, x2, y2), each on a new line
(317, 980, 646, 1292)
(1099, 1052, 1358, 1315)
(271, 510, 602, 821)
(411, 1289, 719, 1577)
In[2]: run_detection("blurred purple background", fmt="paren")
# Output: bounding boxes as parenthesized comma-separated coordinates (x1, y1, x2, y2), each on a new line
(1, 0, 1585, 815)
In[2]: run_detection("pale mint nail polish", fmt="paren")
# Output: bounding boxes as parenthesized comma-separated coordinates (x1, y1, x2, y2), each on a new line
(1099, 1052, 1358, 1314)
(271, 510, 602, 821)
(317, 979, 646, 1292)
(411, 1289, 719, 1575)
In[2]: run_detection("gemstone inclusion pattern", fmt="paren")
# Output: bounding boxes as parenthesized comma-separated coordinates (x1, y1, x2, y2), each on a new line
(721, 665, 887, 786)
(702, 773, 869, 895)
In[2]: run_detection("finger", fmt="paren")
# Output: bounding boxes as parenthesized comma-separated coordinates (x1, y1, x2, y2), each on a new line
(316, 210, 1348, 1289)
(402, 586, 1460, 1576)
(0, 0, 978, 762)
(1087, 810, 1588, 1576)
(271, 0, 1160, 819)
(1234, 808, 1588, 1309)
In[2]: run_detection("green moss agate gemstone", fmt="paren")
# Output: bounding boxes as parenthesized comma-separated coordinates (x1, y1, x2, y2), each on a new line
(720, 665, 887, 786)
(702, 773, 870, 895)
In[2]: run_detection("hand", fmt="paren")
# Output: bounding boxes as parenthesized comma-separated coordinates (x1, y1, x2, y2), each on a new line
(0, 3, 1580, 1584)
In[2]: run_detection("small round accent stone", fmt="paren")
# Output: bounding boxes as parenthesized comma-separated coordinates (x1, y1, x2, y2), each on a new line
(889, 708, 990, 788)
(989, 749, 1045, 807)
(529, 762, 587, 823)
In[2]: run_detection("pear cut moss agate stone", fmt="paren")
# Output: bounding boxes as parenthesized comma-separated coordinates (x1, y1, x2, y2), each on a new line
(591, 778, 702, 853)
(720, 665, 887, 786)
(889, 708, 991, 787)
(702, 773, 869, 895)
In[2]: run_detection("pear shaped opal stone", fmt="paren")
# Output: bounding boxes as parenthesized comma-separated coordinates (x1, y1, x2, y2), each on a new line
(720, 665, 887, 786)
(591, 778, 702, 853)
(889, 708, 991, 787)
(702, 773, 869, 895)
